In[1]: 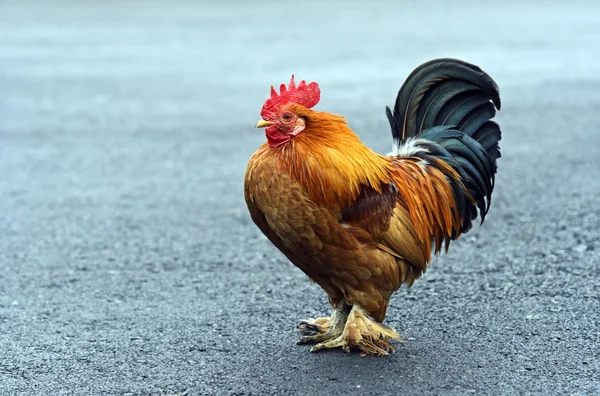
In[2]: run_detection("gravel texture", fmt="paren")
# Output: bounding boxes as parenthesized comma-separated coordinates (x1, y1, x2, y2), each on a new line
(1, 1, 599, 395)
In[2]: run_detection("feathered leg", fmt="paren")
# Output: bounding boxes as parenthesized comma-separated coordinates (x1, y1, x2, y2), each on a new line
(309, 305, 405, 356)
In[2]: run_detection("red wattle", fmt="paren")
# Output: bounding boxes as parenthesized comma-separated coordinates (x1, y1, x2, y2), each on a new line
(266, 126, 290, 147)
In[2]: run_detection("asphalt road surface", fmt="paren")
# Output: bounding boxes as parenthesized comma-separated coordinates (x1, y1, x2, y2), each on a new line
(1, 1, 599, 395)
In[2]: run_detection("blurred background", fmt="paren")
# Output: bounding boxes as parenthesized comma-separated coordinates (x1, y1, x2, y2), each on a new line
(1, 1, 599, 395)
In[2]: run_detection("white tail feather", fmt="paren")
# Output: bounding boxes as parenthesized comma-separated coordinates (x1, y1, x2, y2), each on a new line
(388, 138, 430, 157)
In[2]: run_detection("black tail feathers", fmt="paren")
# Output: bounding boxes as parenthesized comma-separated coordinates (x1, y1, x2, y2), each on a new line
(386, 58, 502, 232)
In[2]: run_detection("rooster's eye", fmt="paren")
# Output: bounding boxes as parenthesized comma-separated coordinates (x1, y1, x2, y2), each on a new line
(281, 112, 293, 122)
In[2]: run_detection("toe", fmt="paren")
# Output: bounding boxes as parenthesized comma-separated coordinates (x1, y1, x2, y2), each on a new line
(297, 333, 331, 345)
(309, 336, 346, 352)
(298, 318, 322, 332)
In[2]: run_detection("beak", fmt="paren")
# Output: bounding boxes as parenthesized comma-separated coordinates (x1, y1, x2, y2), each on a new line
(256, 119, 275, 128)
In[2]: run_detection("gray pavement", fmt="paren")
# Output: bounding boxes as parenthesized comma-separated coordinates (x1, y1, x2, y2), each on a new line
(1, 1, 599, 395)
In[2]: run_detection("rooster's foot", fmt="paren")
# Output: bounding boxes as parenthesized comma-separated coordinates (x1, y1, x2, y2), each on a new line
(308, 305, 406, 356)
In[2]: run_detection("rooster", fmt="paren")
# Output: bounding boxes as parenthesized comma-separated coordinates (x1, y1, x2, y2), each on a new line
(244, 59, 501, 356)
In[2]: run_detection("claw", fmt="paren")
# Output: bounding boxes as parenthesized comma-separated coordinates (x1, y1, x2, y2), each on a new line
(298, 317, 330, 333)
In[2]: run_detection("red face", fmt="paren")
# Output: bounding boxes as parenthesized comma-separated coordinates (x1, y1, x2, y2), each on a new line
(256, 75, 320, 148)
(257, 106, 306, 147)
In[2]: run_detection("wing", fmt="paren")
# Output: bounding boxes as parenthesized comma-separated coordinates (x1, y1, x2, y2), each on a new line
(341, 156, 465, 283)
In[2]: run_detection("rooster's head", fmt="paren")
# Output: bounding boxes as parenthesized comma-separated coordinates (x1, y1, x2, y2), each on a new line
(256, 75, 320, 147)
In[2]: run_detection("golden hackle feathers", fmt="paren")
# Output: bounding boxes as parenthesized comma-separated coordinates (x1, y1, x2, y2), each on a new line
(276, 105, 392, 209)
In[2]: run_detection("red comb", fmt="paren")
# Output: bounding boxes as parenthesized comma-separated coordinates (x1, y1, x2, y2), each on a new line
(260, 75, 320, 120)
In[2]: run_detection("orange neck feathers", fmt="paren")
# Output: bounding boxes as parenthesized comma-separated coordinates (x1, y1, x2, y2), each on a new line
(274, 107, 392, 208)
